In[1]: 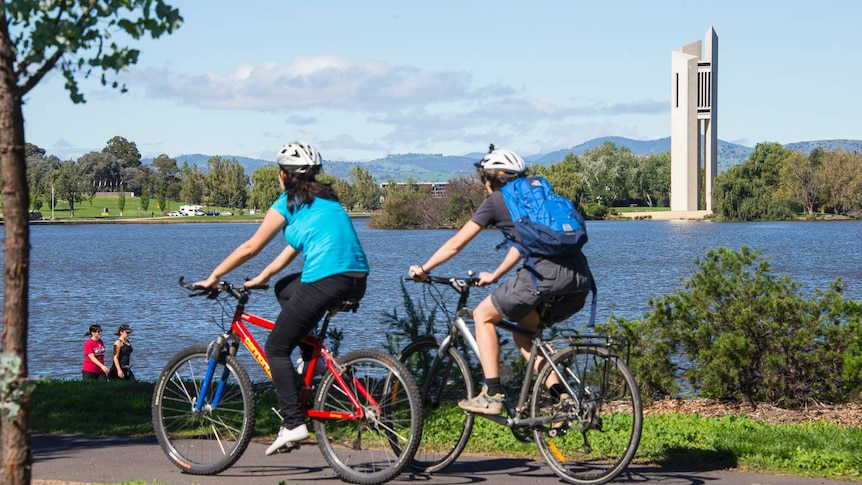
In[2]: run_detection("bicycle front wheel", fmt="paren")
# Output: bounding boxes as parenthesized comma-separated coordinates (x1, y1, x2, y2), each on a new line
(313, 348, 423, 484)
(152, 344, 256, 475)
(531, 345, 642, 485)
(399, 336, 474, 472)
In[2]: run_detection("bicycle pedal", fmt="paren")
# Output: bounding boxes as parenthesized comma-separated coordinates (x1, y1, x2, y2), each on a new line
(274, 441, 301, 454)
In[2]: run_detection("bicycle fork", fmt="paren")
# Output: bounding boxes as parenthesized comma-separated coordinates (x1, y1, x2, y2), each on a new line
(194, 333, 235, 413)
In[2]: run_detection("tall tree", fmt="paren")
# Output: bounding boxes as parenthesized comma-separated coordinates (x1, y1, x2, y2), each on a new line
(818, 150, 862, 215)
(179, 163, 205, 205)
(533, 153, 586, 204)
(348, 166, 380, 211)
(152, 154, 180, 201)
(779, 149, 821, 216)
(205, 156, 248, 208)
(102, 135, 141, 169)
(0, 4, 181, 484)
(714, 142, 796, 221)
(249, 165, 281, 211)
(76, 151, 122, 190)
(53, 160, 89, 217)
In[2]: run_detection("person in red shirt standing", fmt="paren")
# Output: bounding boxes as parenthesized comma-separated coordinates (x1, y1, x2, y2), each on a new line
(82, 324, 108, 380)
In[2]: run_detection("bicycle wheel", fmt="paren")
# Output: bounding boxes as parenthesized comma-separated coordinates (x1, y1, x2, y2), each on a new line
(530, 345, 642, 485)
(399, 336, 475, 472)
(313, 348, 423, 484)
(152, 344, 256, 475)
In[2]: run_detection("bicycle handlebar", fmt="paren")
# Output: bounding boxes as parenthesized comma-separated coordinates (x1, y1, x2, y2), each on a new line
(178, 276, 269, 300)
(402, 274, 481, 293)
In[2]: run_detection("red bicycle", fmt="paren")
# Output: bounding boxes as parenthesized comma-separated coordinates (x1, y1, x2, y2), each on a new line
(151, 278, 423, 484)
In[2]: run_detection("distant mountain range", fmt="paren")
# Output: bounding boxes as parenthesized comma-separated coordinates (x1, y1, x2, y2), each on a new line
(166, 137, 862, 183)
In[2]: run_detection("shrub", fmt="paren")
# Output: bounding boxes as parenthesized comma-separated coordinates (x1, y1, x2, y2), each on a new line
(603, 246, 862, 407)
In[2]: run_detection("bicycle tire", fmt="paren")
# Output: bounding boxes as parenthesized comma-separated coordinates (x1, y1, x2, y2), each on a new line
(313, 348, 423, 484)
(152, 344, 256, 475)
(399, 336, 475, 472)
(530, 345, 642, 485)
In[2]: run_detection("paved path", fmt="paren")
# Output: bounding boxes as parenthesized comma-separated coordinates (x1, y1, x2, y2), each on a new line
(33, 434, 854, 485)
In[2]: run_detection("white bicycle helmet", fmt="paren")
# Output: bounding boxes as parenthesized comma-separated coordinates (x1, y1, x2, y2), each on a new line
(276, 142, 322, 173)
(475, 147, 526, 175)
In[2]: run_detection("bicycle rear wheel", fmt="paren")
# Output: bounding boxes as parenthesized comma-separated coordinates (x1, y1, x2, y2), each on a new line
(399, 336, 474, 472)
(531, 345, 642, 485)
(313, 348, 423, 484)
(152, 344, 256, 475)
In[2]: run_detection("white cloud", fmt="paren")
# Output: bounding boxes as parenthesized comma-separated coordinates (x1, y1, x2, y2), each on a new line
(136, 57, 505, 111)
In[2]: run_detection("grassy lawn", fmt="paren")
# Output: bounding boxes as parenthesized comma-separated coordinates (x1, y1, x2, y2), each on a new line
(28, 194, 261, 221)
(30, 379, 862, 481)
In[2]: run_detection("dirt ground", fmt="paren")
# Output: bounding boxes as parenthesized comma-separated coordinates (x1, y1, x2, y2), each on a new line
(645, 397, 862, 427)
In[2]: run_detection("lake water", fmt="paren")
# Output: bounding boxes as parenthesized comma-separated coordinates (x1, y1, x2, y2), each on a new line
(1, 218, 860, 382)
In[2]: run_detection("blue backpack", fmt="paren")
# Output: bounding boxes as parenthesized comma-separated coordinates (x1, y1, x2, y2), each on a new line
(498, 176, 596, 324)
(498, 176, 588, 259)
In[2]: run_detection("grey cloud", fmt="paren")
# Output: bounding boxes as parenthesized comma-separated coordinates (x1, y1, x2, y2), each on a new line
(371, 96, 664, 147)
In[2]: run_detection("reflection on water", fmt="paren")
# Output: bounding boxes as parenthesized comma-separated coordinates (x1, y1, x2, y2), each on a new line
(1, 219, 860, 381)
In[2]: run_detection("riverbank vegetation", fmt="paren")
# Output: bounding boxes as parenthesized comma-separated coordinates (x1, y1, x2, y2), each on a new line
(16, 137, 862, 226)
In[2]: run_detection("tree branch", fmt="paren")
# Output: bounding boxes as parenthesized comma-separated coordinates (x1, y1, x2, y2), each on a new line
(15, 0, 100, 98)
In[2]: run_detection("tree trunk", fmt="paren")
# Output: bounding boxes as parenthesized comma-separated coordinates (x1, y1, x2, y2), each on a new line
(0, 21, 33, 485)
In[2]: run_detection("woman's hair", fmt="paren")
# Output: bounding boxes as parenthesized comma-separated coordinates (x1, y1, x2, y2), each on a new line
(86, 324, 102, 336)
(281, 167, 338, 212)
(480, 168, 522, 191)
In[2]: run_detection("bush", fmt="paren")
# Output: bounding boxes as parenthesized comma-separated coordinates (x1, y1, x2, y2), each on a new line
(602, 246, 862, 407)
(582, 202, 608, 219)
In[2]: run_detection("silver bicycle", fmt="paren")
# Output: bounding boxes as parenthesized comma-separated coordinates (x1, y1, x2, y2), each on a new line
(399, 274, 642, 485)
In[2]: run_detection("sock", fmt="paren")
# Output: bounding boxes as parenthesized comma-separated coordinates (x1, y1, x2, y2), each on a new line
(485, 378, 502, 396)
(549, 383, 564, 399)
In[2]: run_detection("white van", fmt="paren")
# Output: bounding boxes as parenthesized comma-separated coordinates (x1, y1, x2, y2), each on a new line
(178, 205, 204, 216)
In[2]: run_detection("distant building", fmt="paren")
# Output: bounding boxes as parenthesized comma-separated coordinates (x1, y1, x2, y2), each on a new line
(379, 181, 449, 198)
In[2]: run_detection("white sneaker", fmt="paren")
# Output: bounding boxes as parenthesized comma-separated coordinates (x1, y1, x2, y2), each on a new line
(265, 424, 309, 456)
(296, 357, 326, 377)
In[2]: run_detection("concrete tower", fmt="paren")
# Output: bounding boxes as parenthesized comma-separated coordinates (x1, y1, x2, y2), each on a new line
(671, 27, 718, 212)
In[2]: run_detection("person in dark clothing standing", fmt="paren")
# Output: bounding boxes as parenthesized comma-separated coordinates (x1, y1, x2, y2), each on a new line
(108, 324, 135, 381)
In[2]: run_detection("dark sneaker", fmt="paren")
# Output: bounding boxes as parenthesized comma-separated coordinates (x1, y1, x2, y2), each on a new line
(458, 386, 505, 415)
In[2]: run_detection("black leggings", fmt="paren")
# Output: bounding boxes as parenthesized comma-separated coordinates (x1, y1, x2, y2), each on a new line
(265, 272, 367, 428)
(82, 370, 106, 381)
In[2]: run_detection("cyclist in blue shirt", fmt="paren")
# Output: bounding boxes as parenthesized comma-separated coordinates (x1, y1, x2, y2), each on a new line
(196, 142, 369, 455)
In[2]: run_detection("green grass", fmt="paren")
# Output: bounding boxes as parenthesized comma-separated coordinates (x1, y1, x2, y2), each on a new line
(29, 379, 862, 481)
(30, 195, 260, 220)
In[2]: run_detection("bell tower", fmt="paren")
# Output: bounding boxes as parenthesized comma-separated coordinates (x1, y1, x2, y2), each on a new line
(671, 27, 718, 212)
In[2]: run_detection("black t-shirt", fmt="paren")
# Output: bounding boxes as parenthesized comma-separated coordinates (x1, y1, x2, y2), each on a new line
(470, 191, 517, 238)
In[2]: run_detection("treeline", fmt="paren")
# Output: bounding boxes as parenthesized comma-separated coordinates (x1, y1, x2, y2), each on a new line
(714, 142, 862, 220)
(19, 137, 862, 222)
(24, 137, 250, 215)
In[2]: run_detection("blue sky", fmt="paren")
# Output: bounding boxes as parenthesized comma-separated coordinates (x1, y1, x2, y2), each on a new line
(22, 1, 862, 163)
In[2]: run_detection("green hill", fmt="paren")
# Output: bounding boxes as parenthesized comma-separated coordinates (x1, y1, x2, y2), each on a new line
(162, 137, 862, 183)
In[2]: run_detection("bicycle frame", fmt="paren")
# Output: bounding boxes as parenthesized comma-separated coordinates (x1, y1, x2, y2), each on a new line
(194, 293, 376, 421)
(427, 277, 620, 430)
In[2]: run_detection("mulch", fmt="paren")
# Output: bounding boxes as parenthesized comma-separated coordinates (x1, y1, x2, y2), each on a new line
(645, 397, 862, 427)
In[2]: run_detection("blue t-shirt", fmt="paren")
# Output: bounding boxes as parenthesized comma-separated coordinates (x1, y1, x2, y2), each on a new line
(270, 192, 369, 283)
